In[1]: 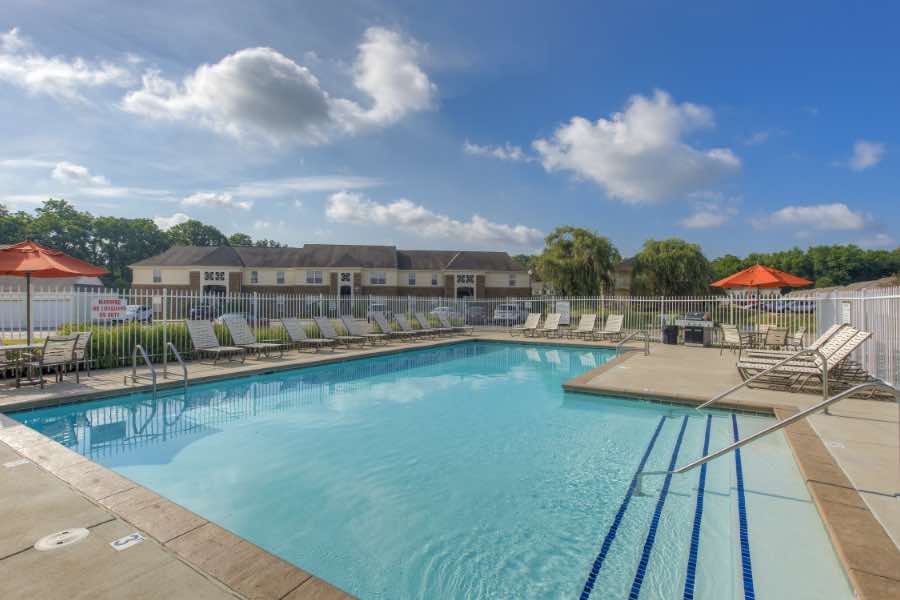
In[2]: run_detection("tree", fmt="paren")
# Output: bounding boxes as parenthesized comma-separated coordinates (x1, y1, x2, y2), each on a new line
(167, 220, 228, 247)
(533, 226, 620, 295)
(632, 238, 711, 296)
(93, 217, 170, 286)
(228, 232, 253, 246)
(0, 203, 33, 243)
(26, 199, 94, 262)
(253, 238, 286, 248)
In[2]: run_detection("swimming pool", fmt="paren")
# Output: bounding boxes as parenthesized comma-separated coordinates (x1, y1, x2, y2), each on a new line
(13, 342, 852, 599)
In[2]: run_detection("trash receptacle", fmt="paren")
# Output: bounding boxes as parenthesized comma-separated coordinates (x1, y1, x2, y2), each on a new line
(663, 325, 679, 345)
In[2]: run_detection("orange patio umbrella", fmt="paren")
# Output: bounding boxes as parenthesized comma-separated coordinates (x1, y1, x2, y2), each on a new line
(711, 264, 813, 289)
(0, 240, 108, 344)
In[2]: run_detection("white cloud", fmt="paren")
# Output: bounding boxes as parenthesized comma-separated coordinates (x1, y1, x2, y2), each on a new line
(0, 158, 56, 169)
(229, 175, 380, 199)
(51, 161, 109, 185)
(680, 201, 738, 229)
(0, 27, 131, 101)
(857, 232, 895, 249)
(848, 140, 885, 171)
(532, 90, 740, 204)
(153, 212, 190, 230)
(122, 27, 435, 144)
(183, 191, 251, 210)
(325, 191, 543, 247)
(463, 140, 530, 161)
(758, 203, 869, 231)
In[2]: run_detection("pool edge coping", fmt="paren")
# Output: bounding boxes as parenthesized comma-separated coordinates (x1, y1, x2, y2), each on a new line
(564, 351, 900, 599)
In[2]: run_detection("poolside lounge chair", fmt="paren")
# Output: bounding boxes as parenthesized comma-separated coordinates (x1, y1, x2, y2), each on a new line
(537, 313, 562, 337)
(762, 327, 788, 350)
(511, 313, 541, 337)
(280, 318, 336, 352)
(372, 312, 418, 341)
(737, 328, 871, 391)
(785, 326, 807, 350)
(21, 335, 78, 388)
(415, 312, 451, 337)
(222, 316, 286, 359)
(314, 316, 365, 347)
(594, 314, 624, 342)
(186, 320, 247, 364)
(436, 313, 472, 335)
(341, 315, 389, 345)
(566, 314, 597, 339)
(397, 314, 435, 338)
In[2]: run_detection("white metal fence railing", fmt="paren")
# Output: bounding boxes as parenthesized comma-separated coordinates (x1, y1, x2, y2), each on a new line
(0, 286, 896, 386)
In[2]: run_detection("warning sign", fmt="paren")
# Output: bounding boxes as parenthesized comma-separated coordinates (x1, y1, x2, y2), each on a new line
(92, 297, 126, 321)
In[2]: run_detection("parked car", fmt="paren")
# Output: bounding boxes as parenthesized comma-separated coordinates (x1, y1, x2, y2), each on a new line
(188, 301, 218, 320)
(493, 303, 528, 325)
(760, 299, 816, 313)
(366, 301, 393, 321)
(122, 304, 153, 323)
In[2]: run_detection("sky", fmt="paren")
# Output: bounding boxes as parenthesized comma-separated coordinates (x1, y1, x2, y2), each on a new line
(1, 0, 899, 258)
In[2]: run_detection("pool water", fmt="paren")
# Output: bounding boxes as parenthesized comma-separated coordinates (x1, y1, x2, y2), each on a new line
(13, 342, 853, 599)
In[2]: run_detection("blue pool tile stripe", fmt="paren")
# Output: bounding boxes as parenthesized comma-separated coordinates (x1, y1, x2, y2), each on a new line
(682, 414, 712, 600)
(732, 414, 756, 600)
(580, 416, 667, 600)
(627, 415, 689, 600)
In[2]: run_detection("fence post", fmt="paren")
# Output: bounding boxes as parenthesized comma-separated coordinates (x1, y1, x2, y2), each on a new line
(162, 288, 168, 374)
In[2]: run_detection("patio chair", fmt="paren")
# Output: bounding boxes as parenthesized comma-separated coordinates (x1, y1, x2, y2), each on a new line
(436, 312, 472, 335)
(537, 313, 562, 337)
(737, 328, 871, 391)
(280, 318, 336, 352)
(222, 316, 286, 359)
(719, 324, 744, 355)
(314, 316, 365, 347)
(372, 312, 418, 341)
(72, 331, 92, 382)
(21, 335, 78, 389)
(397, 314, 434, 338)
(511, 313, 541, 337)
(594, 314, 625, 342)
(341, 315, 389, 345)
(566, 314, 597, 339)
(762, 327, 788, 350)
(744, 323, 845, 361)
(0, 339, 17, 382)
(186, 320, 247, 364)
(786, 326, 807, 350)
(415, 312, 452, 337)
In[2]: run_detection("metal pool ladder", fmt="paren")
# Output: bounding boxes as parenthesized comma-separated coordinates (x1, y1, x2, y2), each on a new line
(616, 329, 651, 356)
(635, 379, 900, 496)
(127, 343, 189, 398)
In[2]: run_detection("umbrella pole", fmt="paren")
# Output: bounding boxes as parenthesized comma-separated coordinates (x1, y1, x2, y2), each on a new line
(26, 272, 32, 346)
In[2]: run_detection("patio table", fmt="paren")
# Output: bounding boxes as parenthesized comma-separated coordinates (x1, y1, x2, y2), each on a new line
(1, 343, 43, 388)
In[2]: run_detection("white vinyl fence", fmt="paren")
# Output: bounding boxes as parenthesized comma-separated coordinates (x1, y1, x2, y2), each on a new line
(0, 286, 896, 386)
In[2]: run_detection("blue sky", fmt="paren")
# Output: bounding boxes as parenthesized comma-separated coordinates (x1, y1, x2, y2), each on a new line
(1, 1, 898, 258)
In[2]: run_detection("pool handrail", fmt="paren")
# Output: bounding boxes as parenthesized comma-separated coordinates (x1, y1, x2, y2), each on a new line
(615, 329, 650, 356)
(163, 341, 188, 395)
(696, 347, 829, 411)
(635, 379, 900, 496)
(128, 344, 157, 397)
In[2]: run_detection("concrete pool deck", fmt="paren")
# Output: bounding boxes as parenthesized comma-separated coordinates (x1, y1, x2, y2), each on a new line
(0, 331, 898, 599)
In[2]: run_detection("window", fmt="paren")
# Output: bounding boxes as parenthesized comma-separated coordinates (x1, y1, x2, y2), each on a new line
(431, 272, 438, 286)
(456, 273, 475, 284)
(508, 274, 516, 287)
(203, 271, 225, 281)
(250, 271, 258, 284)
(369, 271, 386, 285)
(408, 272, 416, 286)
(276, 271, 285, 285)
(152, 269, 162, 283)
(306, 270, 323, 284)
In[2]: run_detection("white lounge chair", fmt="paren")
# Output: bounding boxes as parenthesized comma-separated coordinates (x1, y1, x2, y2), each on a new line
(280, 318, 336, 352)
(341, 315, 389, 345)
(594, 314, 624, 341)
(744, 324, 845, 361)
(397, 314, 433, 338)
(222, 316, 286, 358)
(436, 312, 472, 335)
(537, 313, 562, 337)
(511, 313, 541, 337)
(186, 320, 246, 364)
(566, 314, 597, 339)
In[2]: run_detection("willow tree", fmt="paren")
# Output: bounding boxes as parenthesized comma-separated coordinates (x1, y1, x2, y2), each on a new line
(632, 238, 711, 296)
(534, 226, 620, 295)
